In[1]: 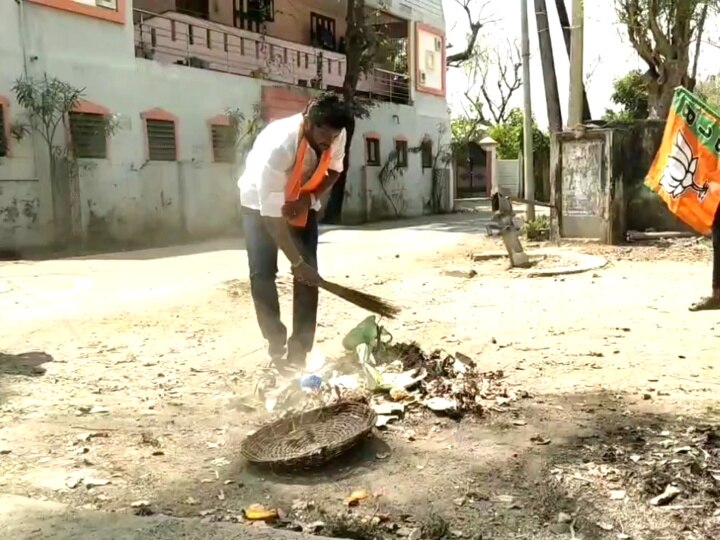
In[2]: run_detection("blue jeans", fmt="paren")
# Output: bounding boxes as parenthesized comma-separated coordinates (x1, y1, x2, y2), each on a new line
(242, 207, 319, 361)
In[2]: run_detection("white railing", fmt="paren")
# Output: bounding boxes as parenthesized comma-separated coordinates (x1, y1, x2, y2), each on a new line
(133, 9, 410, 104)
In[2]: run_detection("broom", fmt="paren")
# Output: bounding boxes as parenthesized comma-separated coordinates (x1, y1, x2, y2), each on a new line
(319, 279, 401, 319)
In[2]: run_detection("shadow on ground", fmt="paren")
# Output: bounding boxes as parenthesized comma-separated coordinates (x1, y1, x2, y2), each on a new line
(94, 389, 720, 540)
(0, 351, 53, 403)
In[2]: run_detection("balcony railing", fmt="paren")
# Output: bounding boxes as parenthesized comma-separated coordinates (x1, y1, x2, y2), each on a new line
(133, 9, 410, 105)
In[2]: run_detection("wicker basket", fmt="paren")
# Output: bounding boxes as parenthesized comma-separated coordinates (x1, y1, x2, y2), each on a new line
(241, 401, 377, 469)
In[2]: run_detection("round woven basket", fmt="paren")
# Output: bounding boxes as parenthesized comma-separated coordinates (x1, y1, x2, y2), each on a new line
(241, 401, 377, 469)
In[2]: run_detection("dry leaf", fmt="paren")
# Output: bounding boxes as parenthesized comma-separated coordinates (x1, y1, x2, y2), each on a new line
(84, 478, 110, 489)
(649, 485, 681, 506)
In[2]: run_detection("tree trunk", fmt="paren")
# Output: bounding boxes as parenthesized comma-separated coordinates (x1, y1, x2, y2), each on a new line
(324, 117, 354, 224)
(646, 62, 691, 120)
(553, 0, 592, 121)
(535, 0, 563, 132)
(323, 0, 364, 225)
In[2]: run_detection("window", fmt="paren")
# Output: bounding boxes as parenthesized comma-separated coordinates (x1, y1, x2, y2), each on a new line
(211, 124, 236, 163)
(365, 137, 380, 166)
(421, 139, 433, 169)
(395, 139, 408, 168)
(27, 0, 125, 24)
(146, 119, 177, 161)
(235, 0, 275, 31)
(0, 104, 7, 158)
(69, 112, 108, 159)
(93, 0, 117, 8)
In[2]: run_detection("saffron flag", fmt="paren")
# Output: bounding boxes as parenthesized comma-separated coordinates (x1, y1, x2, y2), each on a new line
(645, 88, 720, 236)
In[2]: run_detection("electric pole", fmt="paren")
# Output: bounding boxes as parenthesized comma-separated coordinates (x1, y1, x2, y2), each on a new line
(535, 0, 562, 132)
(555, 0, 591, 121)
(568, 0, 584, 126)
(520, 0, 535, 220)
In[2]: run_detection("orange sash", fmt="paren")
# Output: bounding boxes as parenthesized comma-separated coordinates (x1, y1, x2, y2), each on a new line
(284, 135, 332, 228)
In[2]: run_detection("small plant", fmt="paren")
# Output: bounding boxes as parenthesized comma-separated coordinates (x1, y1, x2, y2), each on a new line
(225, 104, 264, 165)
(315, 510, 383, 540)
(525, 215, 550, 241)
(12, 74, 118, 243)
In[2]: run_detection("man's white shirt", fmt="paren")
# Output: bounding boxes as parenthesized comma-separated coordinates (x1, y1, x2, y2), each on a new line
(238, 113, 346, 218)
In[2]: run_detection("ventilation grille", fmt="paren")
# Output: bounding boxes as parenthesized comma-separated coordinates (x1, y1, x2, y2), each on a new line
(146, 119, 176, 161)
(69, 112, 107, 159)
(211, 124, 236, 163)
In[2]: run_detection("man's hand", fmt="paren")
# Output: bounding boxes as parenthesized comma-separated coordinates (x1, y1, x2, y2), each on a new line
(292, 261, 321, 287)
(282, 194, 311, 220)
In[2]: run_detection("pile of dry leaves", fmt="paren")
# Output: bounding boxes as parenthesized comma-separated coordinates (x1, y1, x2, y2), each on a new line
(372, 341, 530, 418)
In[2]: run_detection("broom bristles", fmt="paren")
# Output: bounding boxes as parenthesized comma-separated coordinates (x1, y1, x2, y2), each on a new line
(320, 279, 400, 319)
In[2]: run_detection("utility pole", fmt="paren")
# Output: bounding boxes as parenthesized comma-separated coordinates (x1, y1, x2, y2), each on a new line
(535, 0, 562, 132)
(520, 0, 535, 220)
(568, 0, 585, 126)
(554, 0, 591, 121)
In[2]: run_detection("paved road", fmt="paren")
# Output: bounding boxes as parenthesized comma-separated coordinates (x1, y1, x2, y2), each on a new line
(0, 212, 497, 326)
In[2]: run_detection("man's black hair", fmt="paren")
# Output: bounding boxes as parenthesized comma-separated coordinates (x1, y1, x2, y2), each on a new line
(305, 93, 352, 130)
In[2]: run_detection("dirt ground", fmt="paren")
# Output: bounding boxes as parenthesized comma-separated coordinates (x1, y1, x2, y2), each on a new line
(1, 209, 720, 540)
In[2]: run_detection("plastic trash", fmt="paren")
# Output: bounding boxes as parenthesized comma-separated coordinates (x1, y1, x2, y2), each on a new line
(342, 315, 379, 351)
(299, 374, 323, 391)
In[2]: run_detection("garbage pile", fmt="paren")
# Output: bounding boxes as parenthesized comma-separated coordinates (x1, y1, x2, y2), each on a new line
(244, 316, 530, 424)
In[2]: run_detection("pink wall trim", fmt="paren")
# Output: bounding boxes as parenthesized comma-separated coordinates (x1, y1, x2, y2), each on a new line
(69, 99, 113, 161)
(0, 95, 12, 158)
(208, 114, 231, 126)
(27, 0, 127, 24)
(414, 22, 447, 97)
(141, 108, 179, 161)
(74, 100, 112, 116)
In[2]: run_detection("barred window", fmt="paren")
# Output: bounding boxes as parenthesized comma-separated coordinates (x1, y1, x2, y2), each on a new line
(0, 105, 7, 158)
(395, 139, 408, 168)
(211, 124, 236, 163)
(365, 137, 380, 166)
(69, 112, 107, 159)
(421, 139, 433, 169)
(146, 119, 177, 161)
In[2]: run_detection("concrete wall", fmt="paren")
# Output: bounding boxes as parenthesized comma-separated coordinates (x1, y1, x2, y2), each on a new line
(549, 122, 688, 245)
(0, 0, 450, 249)
(496, 159, 520, 197)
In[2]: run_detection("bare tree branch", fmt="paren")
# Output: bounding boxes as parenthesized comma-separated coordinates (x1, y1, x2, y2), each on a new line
(446, 0, 491, 67)
(463, 41, 522, 125)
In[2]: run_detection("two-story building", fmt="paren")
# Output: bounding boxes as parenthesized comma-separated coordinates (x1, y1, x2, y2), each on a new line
(0, 0, 452, 249)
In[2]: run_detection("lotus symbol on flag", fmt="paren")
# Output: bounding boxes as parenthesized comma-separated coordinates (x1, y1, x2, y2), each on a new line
(660, 131, 709, 200)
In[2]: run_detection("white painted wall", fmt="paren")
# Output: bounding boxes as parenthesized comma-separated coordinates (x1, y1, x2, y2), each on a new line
(0, 0, 451, 249)
(496, 159, 521, 197)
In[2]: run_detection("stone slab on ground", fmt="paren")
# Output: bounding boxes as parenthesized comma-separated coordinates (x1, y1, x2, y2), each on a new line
(0, 494, 342, 540)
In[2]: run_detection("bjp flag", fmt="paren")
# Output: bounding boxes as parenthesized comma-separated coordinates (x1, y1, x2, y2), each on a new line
(645, 87, 720, 236)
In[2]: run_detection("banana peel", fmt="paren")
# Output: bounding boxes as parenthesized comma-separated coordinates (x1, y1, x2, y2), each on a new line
(242, 504, 279, 522)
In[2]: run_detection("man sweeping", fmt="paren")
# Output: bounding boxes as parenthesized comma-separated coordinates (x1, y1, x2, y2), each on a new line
(645, 88, 720, 311)
(238, 94, 351, 368)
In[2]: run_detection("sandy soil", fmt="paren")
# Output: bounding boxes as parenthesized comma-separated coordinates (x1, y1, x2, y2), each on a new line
(1, 210, 719, 540)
